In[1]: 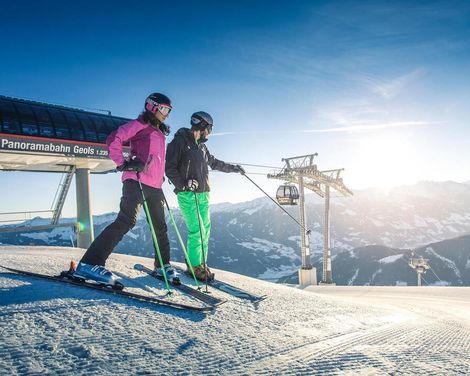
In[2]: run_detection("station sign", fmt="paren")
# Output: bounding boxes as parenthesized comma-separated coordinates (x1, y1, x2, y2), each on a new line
(0, 133, 129, 159)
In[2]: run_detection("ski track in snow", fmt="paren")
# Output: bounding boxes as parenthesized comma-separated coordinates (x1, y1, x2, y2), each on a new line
(1, 246, 470, 375)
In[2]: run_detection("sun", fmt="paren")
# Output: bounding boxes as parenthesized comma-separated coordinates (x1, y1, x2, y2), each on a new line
(348, 131, 418, 189)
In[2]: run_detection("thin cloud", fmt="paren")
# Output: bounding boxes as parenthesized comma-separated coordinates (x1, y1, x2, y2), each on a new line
(211, 120, 435, 137)
(298, 120, 435, 133)
(362, 68, 425, 98)
(211, 131, 270, 136)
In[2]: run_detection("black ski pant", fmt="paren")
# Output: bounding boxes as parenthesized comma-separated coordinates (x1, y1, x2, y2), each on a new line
(80, 179, 170, 269)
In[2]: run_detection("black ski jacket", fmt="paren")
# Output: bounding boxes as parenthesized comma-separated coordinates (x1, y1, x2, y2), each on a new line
(165, 128, 238, 193)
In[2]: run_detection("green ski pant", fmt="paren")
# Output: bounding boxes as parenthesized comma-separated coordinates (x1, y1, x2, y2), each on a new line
(177, 191, 211, 268)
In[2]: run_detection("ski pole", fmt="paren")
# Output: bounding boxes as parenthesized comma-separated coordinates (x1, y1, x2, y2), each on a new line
(136, 173, 171, 294)
(162, 196, 201, 289)
(243, 174, 311, 235)
(193, 192, 209, 292)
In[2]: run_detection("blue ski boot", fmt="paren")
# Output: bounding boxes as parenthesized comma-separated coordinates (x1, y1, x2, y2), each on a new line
(155, 264, 180, 284)
(73, 262, 119, 287)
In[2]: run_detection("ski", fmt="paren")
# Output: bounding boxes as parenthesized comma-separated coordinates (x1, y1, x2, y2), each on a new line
(0, 265, 215, 312)
(134, 264, 226, 307)
(173, 265, 267, 303)
(207, 279, 267, 302)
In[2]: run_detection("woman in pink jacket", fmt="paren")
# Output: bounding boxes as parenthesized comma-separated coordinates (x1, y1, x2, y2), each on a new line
(74, 93, 174, 286)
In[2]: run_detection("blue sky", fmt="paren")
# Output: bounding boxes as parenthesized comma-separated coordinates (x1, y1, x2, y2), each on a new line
(1, 0, 470, 218)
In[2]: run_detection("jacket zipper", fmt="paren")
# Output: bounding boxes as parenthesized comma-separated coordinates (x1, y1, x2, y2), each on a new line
(200, 164, 204, 191)
(144, 155, 153, 173)
(199, 144, 206, 191)
(185, 159, 191, 180)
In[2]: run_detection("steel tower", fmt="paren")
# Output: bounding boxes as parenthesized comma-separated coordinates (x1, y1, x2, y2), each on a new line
(268, 154, 353, 285)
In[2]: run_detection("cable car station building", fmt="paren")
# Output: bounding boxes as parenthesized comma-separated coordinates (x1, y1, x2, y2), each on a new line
(0, 95, 130, 248)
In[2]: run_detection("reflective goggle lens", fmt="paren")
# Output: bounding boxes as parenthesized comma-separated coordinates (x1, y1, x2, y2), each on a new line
(157, 104, 172, 116)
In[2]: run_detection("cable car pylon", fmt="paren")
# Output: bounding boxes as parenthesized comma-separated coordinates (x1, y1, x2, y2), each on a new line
(267, 154, 353, 286)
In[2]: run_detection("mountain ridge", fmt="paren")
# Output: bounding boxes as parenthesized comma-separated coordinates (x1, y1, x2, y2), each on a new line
(1, 180, 470, 284)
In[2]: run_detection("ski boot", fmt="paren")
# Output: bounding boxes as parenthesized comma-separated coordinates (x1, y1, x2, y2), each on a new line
(204, 265, 215, 281)
(154, 264, 180, 285)
(192, 265, 215, 282)
(71, 261, 123, 290)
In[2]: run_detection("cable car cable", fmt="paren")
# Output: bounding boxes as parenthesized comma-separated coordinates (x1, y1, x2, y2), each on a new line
(229, 162, 282, 169)
(242, 174, 311, 234)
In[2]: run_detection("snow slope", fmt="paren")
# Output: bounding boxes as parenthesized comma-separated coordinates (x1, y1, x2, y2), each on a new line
(1, 246, 469, 375)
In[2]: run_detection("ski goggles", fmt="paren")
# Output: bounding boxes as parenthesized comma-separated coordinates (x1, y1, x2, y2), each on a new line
(192, 117, 213, 134)
(145, 98, 172, 116)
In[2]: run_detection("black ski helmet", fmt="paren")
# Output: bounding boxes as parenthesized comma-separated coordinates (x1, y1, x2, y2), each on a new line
(190, 111, 213, 132)
(145, 93, 172, 114)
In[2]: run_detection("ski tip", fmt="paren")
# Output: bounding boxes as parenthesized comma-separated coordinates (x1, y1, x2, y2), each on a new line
(256, 295, 268, 302)
(0, 264, 13, 273)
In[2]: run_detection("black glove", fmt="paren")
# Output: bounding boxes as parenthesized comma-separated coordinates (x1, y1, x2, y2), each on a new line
(232, 164, 245, 175)
(185, 179, 199, 192)
(117, 158, 144, 172)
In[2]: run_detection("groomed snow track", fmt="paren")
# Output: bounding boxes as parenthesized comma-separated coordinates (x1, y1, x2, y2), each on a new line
(1, 247, 469, 375)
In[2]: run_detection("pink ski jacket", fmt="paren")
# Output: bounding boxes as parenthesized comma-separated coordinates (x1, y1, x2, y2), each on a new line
(106, 118, 166, 189)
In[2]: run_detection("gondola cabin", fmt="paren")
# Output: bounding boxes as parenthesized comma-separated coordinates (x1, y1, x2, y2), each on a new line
(276, 184, 299, 205)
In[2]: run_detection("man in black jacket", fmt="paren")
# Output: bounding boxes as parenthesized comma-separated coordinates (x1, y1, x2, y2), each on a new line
(165, 111, 244, 281)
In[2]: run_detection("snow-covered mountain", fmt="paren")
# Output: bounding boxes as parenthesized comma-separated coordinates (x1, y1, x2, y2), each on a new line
(280, 234, 470, 286)
(1, 181, 470, 283)
(337, 234, 470, 287)
(1, 247, 470, 375)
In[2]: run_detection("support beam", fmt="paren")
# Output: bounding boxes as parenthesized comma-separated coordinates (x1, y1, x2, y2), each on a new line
(52, 166, 76, 225)
(75, 168, 94, 249)
(298, 177, 316, 286)
(321, 185, 334, 284)
(298, 177, 311, 268)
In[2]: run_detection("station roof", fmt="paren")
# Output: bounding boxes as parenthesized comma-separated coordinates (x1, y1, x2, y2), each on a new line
(0, 95, 131, 173)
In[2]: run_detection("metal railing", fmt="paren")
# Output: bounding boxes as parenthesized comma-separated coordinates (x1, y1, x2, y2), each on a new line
(0, 210, 54, 224)
(0, 209, 77, 234)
